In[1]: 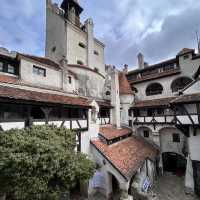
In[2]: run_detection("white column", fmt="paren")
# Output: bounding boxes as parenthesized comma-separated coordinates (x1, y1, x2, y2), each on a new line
(85, 18, 94, 68)
(185, 155, 194, 194)
(111, 69, 120, 128)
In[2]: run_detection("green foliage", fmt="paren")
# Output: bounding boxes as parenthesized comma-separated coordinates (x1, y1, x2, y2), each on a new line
(0, 125, 95, 200)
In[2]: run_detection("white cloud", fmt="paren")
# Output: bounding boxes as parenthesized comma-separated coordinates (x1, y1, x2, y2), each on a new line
(0, 0, 200, 68)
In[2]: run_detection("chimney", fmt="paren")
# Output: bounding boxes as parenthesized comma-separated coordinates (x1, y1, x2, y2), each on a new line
(138, 53, 144, 69)
(144, 62, 149, 68)
(110, 67, 121, 128)
(123, 64, 128, 74)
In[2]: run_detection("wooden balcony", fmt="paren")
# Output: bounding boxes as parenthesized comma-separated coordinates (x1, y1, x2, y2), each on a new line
(130, 113, 199, 126)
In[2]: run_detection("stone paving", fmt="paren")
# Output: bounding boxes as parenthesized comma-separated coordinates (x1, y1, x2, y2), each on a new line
(152, 174, 199, 200)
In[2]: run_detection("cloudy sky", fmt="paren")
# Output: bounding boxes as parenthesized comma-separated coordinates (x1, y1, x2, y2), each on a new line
(0, 0, 200, 70)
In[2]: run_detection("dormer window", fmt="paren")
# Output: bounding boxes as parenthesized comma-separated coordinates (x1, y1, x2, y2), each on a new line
(183, 55, 189, 60)
(0, 62, 3, 71)
(8, 64, 15, 74)
(0, 61, 17, 75)
(33, 66, 46, 77)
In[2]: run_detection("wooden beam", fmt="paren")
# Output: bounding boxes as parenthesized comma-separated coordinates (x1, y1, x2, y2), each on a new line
(182, 106, 195, 125)
(196, 103, 200, 124)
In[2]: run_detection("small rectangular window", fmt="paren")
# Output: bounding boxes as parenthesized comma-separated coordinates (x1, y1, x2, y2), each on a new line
(78, 42, 86, 49)
(183, 55, 189, 60)
(94, 67, 99, 72)
(77, 60, 84, 65)
(94, 50, 99, 55)
(68, 76, 72, 84)
(144, 130, 149, 138)
(173, 133, 180, 143)
(8, 64, 15, 74)
(33, 66, 46, 77)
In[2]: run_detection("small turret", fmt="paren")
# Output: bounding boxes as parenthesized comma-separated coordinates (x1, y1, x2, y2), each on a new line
(61, 0, 83, 26)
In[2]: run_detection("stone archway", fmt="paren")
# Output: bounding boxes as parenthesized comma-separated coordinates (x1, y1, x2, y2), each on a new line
(162, 152, 186, 175)
(159, 127, 187, 176)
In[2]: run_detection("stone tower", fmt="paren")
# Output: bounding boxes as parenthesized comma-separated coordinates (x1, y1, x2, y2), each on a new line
(45, 0, 105, 75)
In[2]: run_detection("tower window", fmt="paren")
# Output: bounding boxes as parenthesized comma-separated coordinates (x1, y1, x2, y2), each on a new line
(106, 91, 111, 96)
(94, 50, 99, 56)
(94, 67, 99, 73)
(173, 133, 180, 143)
(33, 66, 46, 77)
(68, 76, 72, 84)
(77, 60, 84, 65)
(78, 42, 86, 49)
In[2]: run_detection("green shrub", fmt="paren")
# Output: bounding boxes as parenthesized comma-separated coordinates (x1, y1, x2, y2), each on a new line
(0, 125, 95, 200)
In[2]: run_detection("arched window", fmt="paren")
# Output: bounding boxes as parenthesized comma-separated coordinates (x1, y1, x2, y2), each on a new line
(106, 91, 111, 96)
(171, 77, 193, 93)
(146, 83, 163, 96)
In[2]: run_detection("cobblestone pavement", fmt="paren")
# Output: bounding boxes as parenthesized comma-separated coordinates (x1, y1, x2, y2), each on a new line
(152, 174, 199, 200)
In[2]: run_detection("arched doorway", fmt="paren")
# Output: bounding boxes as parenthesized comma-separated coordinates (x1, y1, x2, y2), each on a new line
(112, 175, 120, 193)
(108, 172, 120, 200)
(162, 152, 186, 175)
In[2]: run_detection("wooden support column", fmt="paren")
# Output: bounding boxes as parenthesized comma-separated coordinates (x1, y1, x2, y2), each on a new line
(182, 105, 195, 125)
(26, 106, 32, 127)
(41, 108, 52, 124)
(196, 103, 200, 124)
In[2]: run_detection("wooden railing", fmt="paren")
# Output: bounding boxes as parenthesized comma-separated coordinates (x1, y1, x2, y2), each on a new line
(97, 117, 110, 125)
(0, 118, 88, 132)
(130, 113, 199, 125)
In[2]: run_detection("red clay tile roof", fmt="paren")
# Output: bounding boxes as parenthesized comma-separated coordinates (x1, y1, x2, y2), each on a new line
(132, 97, 176, 108)
(171, 93, 200, 104)
(0, 74, 18, 84)
(99, 125, 132, 140)
(118, 72, 133, 95)
(18, 53, 61, 69)
(68, 64, 105, 78)
(0, 85, 90, 107)
(128, 68, 181, 84)
(97, 100, 113, 108)
(91, 136, 158, 179)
